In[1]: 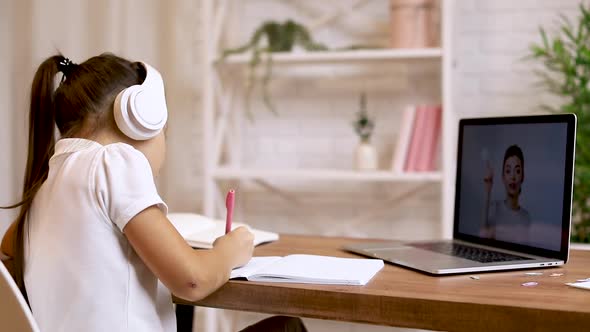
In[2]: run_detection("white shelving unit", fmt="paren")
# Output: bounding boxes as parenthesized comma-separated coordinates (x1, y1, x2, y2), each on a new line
(201, 0, 456, 238)
(220, 48, 443, 64)
(213, 167, 443, 182)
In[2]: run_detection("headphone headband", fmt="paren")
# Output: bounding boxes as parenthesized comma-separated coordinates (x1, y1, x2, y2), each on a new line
(114, 62, 168, 140)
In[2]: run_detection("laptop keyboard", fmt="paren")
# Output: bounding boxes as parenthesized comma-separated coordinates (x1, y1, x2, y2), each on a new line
(411, 242, 530, 263)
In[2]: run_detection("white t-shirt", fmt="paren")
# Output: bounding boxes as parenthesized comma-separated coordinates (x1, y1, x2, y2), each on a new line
(24, 138, 176, 332)
(487, 199, 532, 244)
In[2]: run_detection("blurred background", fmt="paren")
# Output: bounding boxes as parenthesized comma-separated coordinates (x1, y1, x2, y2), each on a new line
(0, 1, 585, 331)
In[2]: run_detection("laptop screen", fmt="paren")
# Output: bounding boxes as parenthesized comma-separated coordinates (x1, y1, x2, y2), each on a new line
(453, 115, 576, 259)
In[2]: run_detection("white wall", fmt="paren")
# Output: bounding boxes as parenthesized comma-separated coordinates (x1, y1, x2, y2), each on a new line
(453, 0, 580, 119)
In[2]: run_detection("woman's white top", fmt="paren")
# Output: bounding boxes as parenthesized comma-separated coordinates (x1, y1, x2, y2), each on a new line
(488, 199, 532, 244)
(24, 138, 175, 332)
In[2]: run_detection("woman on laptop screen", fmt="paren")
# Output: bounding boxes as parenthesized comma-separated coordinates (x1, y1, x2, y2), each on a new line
(482, 144, 532, 244)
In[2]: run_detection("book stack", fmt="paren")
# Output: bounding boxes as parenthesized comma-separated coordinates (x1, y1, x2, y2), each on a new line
(391, 105, 443, 173)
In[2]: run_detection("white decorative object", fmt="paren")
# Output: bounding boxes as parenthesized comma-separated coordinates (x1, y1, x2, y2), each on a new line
(355, 141, 378, 171)
(352, 93, 377, 171)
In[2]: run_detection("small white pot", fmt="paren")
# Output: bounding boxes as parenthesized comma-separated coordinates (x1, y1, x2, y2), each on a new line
(355, 142, 378, 171)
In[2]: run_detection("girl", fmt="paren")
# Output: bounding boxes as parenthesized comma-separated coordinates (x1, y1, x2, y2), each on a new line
(482, 144, 531, 244)
(1, 53, 305, 332)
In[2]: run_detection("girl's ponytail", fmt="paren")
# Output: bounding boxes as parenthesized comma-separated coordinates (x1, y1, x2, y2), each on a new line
(25, 56, 62, 196)
(3, 55, 64, 299)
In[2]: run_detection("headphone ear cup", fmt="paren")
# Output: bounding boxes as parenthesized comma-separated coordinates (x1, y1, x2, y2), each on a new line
(113, 62, 168, 141)
(114, 85, 151, 140)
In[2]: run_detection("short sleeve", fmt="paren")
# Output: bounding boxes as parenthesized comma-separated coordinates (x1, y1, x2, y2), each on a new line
(93, 143, 168, 231)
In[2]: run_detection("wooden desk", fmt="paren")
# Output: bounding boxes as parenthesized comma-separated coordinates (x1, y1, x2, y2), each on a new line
(174, 235, 590, 331)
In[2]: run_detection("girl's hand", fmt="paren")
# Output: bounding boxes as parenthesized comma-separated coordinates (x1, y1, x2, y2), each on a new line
(213, 226, 254, 268)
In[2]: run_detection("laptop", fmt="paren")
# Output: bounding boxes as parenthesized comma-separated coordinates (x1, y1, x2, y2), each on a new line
(345, 114, 577, 275)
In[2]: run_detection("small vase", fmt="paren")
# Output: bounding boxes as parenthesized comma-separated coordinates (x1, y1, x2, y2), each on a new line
(355, 140, 378, 171)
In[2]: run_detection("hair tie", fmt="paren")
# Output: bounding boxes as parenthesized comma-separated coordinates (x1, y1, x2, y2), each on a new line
(58, 57, 76, 82)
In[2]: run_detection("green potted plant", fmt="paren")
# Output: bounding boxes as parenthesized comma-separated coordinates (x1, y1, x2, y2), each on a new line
(529, 2, 590, 243)
(220, 19, 327, 115)
(352, 93, 377, 170)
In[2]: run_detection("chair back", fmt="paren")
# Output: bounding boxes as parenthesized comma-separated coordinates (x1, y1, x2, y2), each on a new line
(0, 260, 40, 332)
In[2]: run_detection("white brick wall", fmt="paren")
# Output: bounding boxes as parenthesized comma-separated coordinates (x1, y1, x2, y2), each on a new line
(453, 0, 581, 119)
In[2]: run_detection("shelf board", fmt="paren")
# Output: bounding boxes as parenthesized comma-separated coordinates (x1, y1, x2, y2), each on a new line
(218, 48, 442, 65)
(212, 167, 442, 182)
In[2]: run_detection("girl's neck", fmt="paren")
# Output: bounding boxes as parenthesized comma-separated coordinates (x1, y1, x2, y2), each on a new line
(79, 125, 133, 147)
(89, 131, 126, 146)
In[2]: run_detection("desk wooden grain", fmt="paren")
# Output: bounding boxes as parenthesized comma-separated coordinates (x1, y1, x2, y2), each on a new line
(174, 235, 590, 331)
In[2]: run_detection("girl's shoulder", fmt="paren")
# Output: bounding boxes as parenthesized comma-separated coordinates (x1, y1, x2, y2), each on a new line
(92, 142, 152, 176)
(90, 141, 163, 231)
(53, 138, 153, 186)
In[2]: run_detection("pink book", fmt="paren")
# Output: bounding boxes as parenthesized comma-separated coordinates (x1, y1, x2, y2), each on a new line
(414, 106, 434, 172)
(391, 105, 417, 173)
(416, 105, 442, 172)
(404, 106, 425, 172)
(426, 106, 443, 171)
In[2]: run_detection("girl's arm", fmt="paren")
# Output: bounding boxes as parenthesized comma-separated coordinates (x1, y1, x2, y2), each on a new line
(123, 206, 254, 302)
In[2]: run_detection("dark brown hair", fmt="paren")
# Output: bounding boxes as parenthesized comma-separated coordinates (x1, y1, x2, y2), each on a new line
(1, 53, 145, 300)
(503, 144, 525, 173)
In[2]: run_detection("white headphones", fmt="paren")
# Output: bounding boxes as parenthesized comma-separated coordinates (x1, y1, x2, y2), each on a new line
(113, 62, 168, 140)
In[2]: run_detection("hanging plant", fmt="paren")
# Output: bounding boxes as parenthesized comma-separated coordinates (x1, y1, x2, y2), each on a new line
(220, 19, 328, 116)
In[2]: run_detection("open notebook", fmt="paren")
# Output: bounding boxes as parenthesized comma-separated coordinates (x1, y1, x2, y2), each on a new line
(168, 213, 279, 249)
(230, 254, 384, 285)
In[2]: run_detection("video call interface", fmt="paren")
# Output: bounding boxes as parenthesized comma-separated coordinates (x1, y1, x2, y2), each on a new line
(456, 122, 569, 252)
